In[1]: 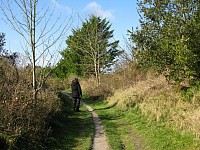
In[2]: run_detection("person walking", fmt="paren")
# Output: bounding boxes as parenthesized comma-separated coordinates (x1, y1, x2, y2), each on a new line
(71, 78, 82, 112)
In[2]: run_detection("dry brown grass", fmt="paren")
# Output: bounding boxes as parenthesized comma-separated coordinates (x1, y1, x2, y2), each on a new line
(80, 61, 200, 137)
(81, 77, 112, 99)
(107, 71, 200, 137)
(46, 77, 66, 91)
(107, 75, 169, 108)
(81, 63, 150, 99)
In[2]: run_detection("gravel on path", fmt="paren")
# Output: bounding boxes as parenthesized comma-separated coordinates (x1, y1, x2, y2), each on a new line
(82, 102, 110, 150)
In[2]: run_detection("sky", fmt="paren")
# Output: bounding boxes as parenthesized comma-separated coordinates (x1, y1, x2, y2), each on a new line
(0, 0, 140, 62)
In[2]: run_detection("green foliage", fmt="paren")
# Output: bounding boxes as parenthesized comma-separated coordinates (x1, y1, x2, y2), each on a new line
(180, 86, 195, 103)
(54, 15, 122, 79)
(52, 49, 81, 79)
(186, 7, 200, 78)
(180, 83, 200, 103)
(130, 0, 200, 83)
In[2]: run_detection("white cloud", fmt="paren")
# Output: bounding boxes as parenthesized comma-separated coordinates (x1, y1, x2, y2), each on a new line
(51, 0, 71, 13)
(85, 2, 115, 20)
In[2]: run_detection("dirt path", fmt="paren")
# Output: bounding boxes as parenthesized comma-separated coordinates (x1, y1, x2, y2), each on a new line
(82, 102, 110, 150)
(63, 92, 109, 150)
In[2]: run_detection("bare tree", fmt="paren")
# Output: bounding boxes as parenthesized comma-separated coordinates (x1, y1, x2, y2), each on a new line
(0, 0, 72, 100)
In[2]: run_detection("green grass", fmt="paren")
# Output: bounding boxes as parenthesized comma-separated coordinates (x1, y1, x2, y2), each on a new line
(84, 98, 200, 150)
(47, 93, 94, 150)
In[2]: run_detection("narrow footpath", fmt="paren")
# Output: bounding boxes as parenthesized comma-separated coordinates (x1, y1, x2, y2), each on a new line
(82, 102, 110, 150)
(63, 92, 109, 150)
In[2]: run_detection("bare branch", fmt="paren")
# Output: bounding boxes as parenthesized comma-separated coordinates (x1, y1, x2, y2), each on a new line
(0, 0, 73, 100)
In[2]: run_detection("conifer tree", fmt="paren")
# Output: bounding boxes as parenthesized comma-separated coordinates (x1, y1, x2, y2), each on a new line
(58, 15, 122, 84)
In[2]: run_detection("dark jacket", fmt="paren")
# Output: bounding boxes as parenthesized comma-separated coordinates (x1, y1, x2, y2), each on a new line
(71, 79, 82, 98)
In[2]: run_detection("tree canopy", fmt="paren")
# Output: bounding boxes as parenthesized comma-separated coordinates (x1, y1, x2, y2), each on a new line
(130, 0, 200, 83)
(55, 15, 122, 84)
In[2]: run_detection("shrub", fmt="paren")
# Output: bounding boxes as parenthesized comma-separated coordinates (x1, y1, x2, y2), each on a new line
(0, 58, 62, 149)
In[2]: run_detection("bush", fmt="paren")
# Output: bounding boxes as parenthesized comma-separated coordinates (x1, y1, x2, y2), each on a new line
(81, 62, 152, 100)
(81, 77, 113, 100)
(0, 58, 62, 149)
(46, 77, 67, 91)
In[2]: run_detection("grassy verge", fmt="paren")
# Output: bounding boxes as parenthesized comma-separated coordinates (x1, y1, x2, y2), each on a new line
(84, 98, 200, 150)
(47, 93, 94, 150)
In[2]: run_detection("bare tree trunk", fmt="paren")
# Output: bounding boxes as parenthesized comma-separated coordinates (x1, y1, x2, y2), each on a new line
(94, 58, 98, 86)
(32, 49, 37, 99)
(97, 52, 100, 85)
(1, 0, 72, 101)
(32, 0, 37, 100)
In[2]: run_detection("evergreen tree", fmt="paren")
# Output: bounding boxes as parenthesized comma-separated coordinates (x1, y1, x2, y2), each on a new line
(56, 15, 122, 84)
(130, 0, 200, 83)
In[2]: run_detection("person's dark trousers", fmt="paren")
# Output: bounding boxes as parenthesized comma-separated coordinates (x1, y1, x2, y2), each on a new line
(73, 97, 81, 111)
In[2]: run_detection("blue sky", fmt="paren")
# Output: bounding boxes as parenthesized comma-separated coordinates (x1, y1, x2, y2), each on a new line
(0, 0, 140, 54)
